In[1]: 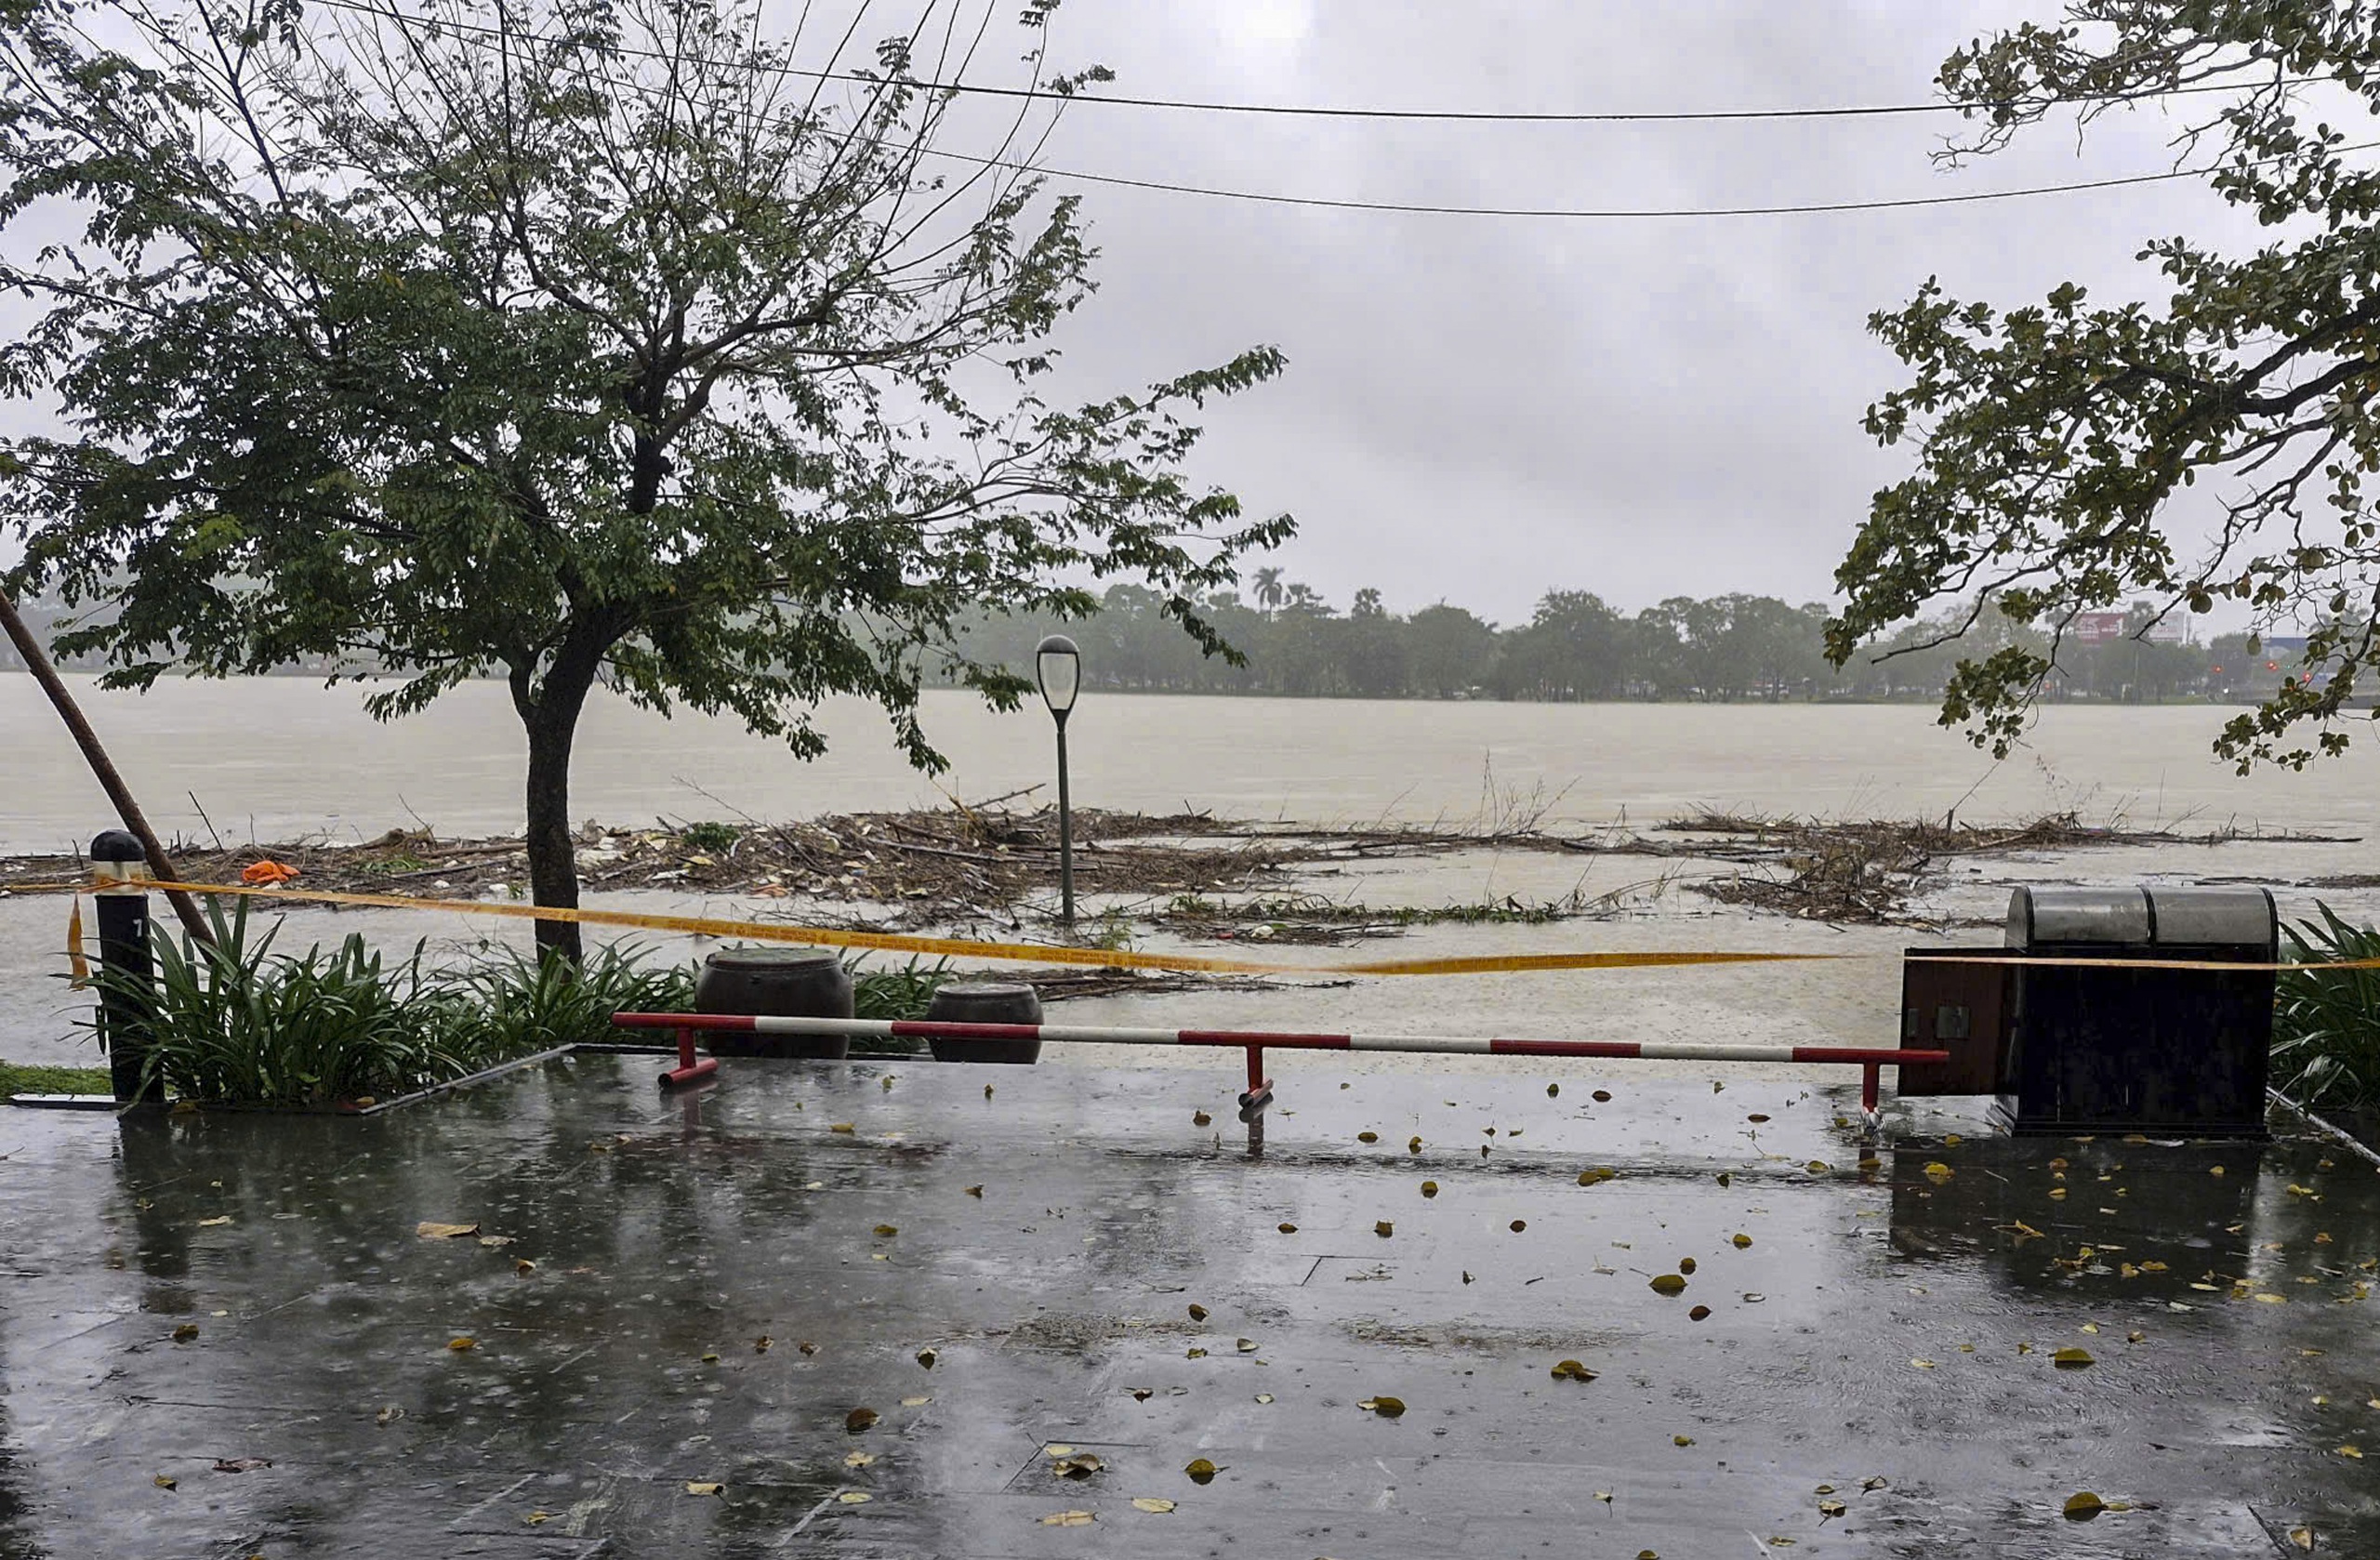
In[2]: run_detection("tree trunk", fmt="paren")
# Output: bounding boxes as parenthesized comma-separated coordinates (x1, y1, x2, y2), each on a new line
(519, 632, 609, 965)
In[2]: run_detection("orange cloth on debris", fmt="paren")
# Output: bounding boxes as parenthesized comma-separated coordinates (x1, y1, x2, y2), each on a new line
(240, 859, 300, 886)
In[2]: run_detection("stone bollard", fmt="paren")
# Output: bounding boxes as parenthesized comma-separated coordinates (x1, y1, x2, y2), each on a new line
(90, 829, 162, 1104)
(693, 948, 853, 1059)
(925, 981, 1043, 1065)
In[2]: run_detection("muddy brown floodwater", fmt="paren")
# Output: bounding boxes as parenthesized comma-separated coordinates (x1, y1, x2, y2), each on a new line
(7, 677, 2380, 1076)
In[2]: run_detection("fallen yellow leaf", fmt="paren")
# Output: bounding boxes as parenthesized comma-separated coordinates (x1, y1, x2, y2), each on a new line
(836, 1490, 871, 1504)
(446, 1336, 476, 1352)
(197, 1216, 231, 1228)
(845, 1408, 879, 1433)
(2063, 1491, 2106, 1520)
(416, 1221, 480, 1239)
(1550, 1359, 1597, 1382)
(1184, 1458, 1218, 1484)
(2052, 1348, 2094, 1368)
(1649, 1274, 1687, 1296)
(1130, 1498, 1177, 1514)
(684, 1482, 723, 1497)
(1039, 1510, 1094, 1527)
(1358, 1395, 1407, 1418)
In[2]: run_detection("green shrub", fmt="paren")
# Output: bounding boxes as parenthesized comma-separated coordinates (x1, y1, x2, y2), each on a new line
(677, 821, 742, 853)
(453, 939, 695, 1054)
(2273, 901, 2380, 1110)
(103, 898, 482, 1107)
(104, 903, 703, 1107)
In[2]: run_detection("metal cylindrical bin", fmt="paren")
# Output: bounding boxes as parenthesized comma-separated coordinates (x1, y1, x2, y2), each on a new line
(1998, 884, 2277, 1136)
(694, 948, 853, 1059)
(925, 981, 1043, 1064)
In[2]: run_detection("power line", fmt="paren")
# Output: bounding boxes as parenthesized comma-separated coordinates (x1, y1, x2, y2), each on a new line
(303, 0, 2331, 127)
(291, 0, 2375, 219)
(914, 137, 2377, 219)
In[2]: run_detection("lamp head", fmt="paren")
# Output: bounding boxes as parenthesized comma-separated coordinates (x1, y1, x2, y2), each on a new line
(1035, 634, 1080, 719)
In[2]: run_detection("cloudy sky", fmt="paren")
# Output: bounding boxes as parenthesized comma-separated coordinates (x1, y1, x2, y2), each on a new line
(0, 0, 2293, 631)
(965, 0, 2276, 626)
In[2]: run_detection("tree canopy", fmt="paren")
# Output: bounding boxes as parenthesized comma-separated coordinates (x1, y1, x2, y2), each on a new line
(0, 0, 1289, 955)
(1831, 0, 2380, 770)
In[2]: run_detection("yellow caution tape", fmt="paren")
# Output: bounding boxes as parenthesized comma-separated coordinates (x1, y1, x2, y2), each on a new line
(66, 894, 89, 988)
(124, 879, 1837, 978)
(18, 872, 2380, 979)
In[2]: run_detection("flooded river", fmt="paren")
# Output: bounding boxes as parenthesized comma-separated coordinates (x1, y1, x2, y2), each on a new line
(8, 675, 2378, 1071)
(6, 673, 2377, 852)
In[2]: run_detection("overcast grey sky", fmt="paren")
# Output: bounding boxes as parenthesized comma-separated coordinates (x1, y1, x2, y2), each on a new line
(989, 0, 2274, 626)
(0, 0, 2291, 630)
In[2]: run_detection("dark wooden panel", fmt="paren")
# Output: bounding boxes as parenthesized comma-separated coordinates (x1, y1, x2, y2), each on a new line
(1897, 950, 2011, 1096)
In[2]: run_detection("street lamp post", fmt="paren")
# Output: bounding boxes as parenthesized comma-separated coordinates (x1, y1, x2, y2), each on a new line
(1035, 634, 1081, 926)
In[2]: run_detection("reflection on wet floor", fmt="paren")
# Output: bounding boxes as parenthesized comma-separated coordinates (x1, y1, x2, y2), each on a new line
(5, 1055, 2379, 1557)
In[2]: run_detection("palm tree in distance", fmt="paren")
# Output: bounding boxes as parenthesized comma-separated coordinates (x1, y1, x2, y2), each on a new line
(1253, 566, 1286, 617)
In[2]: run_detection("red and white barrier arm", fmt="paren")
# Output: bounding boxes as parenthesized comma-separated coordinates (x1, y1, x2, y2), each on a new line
(618, 1011, 1936, 1065)
(614, 1011, 1946, 1111)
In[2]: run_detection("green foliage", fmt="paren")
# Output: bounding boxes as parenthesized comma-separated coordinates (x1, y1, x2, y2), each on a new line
(2274, 902, 2380, 1111)
(848, 956, 954, 1024)
(106, 900, 482, 1107)
(104, 901, 699, 1105)
(0, 0, 1289, 954)
(676, 822, 743, 854)
(1829, 3, 2380, 766)
(448, 940, 695, 1057)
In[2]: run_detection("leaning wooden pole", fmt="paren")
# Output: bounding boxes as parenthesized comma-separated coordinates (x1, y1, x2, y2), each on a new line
(0, 588, 215, 945)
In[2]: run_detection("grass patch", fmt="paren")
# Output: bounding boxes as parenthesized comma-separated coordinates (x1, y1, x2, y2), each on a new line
(0, 1061, 112, 1096)
(2273, 902, 2380, 1111)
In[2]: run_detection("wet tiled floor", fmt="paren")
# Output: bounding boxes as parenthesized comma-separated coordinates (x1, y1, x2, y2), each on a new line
(5, 1054, 2378, 1557)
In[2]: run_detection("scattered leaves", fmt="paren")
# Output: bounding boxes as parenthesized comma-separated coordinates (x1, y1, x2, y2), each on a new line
(196, 1216, 231, 1228)
(1184, 1458, 1218, 1484)
(844, 1451, 875, 1468)
(1130, 1497, 1177, 1514)
(1359, 1395, 1407, 1418)
(1732, 1234, 1752, 1249)
(1550, 1359, 1597, 1382)
(1357, 1131, 1379, 1144)
(1649, 1274, 1687, 1296)
(2052, 1348, 2094, 1368)
(1192, 1111, 1211, 1127)
(1039, 1510, 1094, 1527)
(1688, 1305, 1712, 1321)
(152, 1475, 176, 1490)
(1374, 1221, 1394, 1237)
(1421, 1181, 1439, 1197)
(684, 1482, 723, 1497)
(416, 1221, 480, 1239)
(965, 1184, 984, 1197)
(446, 1337, 476, 1353)
(1277, 1223, 1298, 1234)
(171, 1324, 199, 1342)
(1188, 1303, 1209, 1321)
(1509, 1219, 1527, 1233)
(1049, 1451, 1104, 1480)
(2063, 1491, 2106, 1521)
(873, 1224, 898, 1238)
(836, 1490, 872, 1505)
(917, 1348, 937, 1369)
(845, 1408, 879, 1434)
(828, 1123, 854, 1133)
(1923, 1162, 1953, 1183)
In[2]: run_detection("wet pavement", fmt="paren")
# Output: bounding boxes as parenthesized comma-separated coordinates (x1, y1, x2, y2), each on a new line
(4, 1055, 2379, 1558)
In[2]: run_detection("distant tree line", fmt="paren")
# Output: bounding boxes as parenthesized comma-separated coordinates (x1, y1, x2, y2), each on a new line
(954, 578, 2326, 706)
(6, 584, 2325, 707)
